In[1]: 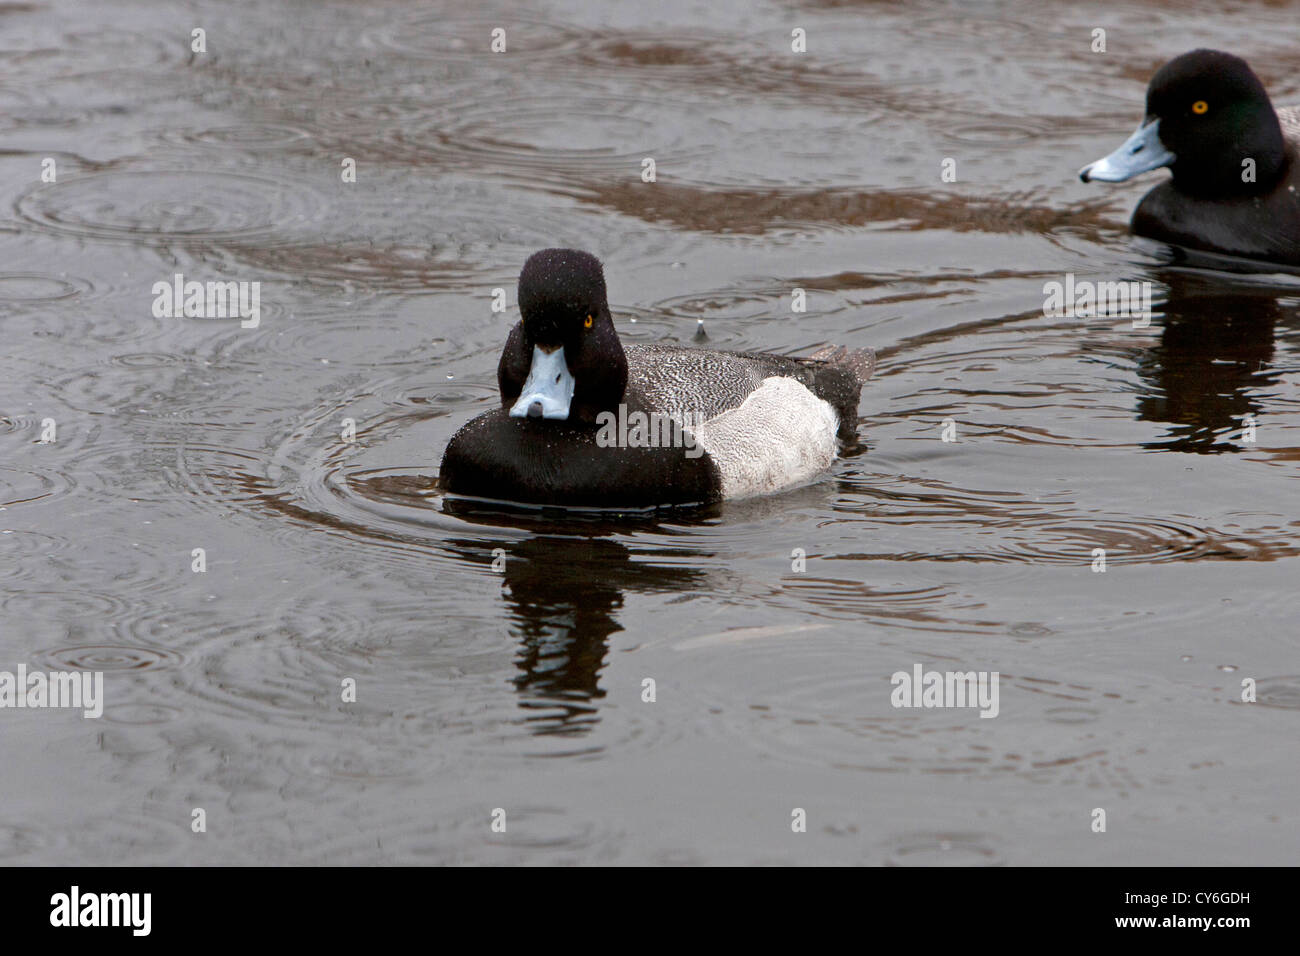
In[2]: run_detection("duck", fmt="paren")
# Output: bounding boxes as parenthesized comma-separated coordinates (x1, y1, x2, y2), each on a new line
(439, 249, 875, 508)
(1079, 49, 1300, 267)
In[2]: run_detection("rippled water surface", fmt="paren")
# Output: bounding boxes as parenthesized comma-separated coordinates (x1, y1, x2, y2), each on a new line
(2, 0, 1299, 864)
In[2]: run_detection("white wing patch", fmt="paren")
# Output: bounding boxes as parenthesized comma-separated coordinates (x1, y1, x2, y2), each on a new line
(1278, 105, 1300, 144)
(690, 377, 839, 500)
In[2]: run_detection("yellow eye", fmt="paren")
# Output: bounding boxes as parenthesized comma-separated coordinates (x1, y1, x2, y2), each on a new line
(584, 314, 594, 328)
(1192, 100, 1208, 115)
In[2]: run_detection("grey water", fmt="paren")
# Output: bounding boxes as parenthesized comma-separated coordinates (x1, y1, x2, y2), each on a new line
(1, 0, 1298, 864)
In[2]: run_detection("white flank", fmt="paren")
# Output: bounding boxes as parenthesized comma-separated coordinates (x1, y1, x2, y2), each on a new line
(690, 377, 839, 499)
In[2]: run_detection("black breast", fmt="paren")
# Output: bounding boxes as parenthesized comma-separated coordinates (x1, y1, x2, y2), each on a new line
(439, 407, 722, 508)
(1133, 174, 1300, 267)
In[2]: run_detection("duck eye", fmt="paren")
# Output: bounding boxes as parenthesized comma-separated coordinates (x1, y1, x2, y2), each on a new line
(584, 314, 594, 329)
(1192, 100, 1208, 115)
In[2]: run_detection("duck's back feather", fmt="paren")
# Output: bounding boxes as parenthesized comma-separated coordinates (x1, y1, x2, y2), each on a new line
(625, 343, 874, 437)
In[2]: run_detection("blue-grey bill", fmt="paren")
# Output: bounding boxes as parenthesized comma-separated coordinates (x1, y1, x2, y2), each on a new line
(1079, 119, 1175, 182)
(508, 344, 575, 420)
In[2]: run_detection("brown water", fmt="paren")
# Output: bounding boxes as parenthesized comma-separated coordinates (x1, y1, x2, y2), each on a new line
(2, 0, 1298, 865)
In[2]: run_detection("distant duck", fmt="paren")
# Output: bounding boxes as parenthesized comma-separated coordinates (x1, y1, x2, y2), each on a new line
(1080, 49, 1300, 267)
(439, 249, 875, 508)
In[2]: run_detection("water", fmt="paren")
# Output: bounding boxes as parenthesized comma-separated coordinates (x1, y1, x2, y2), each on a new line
(1, 0, 1298, 864)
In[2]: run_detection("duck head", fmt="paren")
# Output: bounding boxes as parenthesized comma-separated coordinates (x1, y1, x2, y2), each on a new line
(498, 248, 627, 425)
(1080, 49, 1286, 198)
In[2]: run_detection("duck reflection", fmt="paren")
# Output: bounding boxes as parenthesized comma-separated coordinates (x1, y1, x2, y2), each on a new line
(1133, 271, 1293, 452)
(441, 507, 712, 737)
